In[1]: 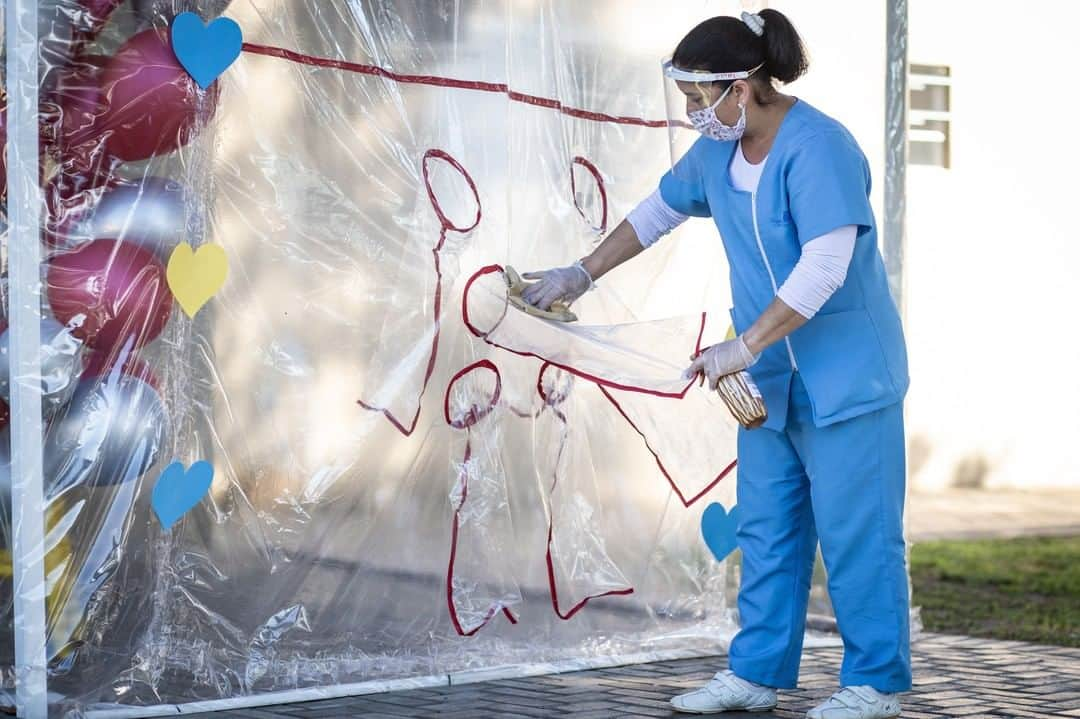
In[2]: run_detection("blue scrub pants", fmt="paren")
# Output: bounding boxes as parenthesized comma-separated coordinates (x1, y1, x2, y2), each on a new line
(728, 372, 911, 693)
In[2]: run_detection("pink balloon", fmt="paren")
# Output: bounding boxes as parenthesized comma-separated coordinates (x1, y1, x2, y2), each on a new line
(0, 105, 6, 203)
(46, 239, 174, 353)
(41, 56, 120, 215)
(52, 56, 110, 148)
(65, 28, 219, 163)
(0, 319, 6, 429)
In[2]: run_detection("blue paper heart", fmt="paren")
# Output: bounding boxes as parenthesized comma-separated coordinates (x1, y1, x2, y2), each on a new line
(170, 12, 243, 90)
(701, 502, 741, 562)
(152, 460, 214, 531)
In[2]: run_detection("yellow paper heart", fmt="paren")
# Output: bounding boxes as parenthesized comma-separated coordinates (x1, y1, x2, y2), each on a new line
(167, 243, 228, 318)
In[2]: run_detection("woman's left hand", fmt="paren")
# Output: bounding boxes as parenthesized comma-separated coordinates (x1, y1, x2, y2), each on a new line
(684, 336, 758, 390)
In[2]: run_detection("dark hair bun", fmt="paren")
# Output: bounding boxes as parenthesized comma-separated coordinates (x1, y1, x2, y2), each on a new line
(672, 9, 808, 88)
(759, 9, 809, 84)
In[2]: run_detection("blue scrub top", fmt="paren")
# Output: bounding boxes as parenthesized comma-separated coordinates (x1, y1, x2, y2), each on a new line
(659, 99, 908, 431)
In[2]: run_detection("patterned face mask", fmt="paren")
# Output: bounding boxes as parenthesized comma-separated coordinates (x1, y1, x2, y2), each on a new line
(688, 84, 746, 142)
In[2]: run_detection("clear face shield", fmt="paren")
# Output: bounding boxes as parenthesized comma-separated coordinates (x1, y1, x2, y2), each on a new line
(662, 58, 763, 180)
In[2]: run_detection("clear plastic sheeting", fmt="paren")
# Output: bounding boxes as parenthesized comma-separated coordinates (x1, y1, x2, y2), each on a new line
(462, 266, 708, 396)
(1, 1, 843, 715)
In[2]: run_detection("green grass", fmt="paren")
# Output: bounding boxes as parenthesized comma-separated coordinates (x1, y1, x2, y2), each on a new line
(910, 535, 1080, 647)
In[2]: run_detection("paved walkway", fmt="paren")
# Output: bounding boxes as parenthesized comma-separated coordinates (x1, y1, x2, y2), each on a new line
(123, 491, 1080, 717)
(907, 488, 1080, 542)
(183, 633, 1080, 718)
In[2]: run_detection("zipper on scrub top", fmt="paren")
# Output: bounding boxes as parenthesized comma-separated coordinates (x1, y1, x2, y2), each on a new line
(750, 191, 799, 371)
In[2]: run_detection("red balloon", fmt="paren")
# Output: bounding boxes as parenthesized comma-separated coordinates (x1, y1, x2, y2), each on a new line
(36, 56, 119, 218)
(0, 105, 6, 203)
(77, 0, 125, 21)
(65, 29, 218, 163)
(0, 322, 6, 430)
(44, 175, 121, 249)
(46, 239, 174, 353)
(0, 317, 5, 429)
(82, 348, 160, 390)
(51, 57, 111, 150)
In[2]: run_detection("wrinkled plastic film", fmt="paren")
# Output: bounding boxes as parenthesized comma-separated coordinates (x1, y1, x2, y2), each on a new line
(462, 266, 707, 397)
(533, 365, 634, 619)
(1, 2, 846, 715)
(444, 360, 522, 636)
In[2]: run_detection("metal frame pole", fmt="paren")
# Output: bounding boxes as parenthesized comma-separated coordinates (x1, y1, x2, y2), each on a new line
(5, 0, 49, 715)
(884, 0, 908, 312)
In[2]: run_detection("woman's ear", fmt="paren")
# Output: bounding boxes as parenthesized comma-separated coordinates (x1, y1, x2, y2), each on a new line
(733, 79, 751, 106)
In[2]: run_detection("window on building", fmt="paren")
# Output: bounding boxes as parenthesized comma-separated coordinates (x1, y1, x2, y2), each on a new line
(909, 63, 951, 168)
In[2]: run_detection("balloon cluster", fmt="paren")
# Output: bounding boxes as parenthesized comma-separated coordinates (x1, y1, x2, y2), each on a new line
(4, 0, 217, 481)
(2, 0, 228, 662)
(2, 0, 218, 486)
(2, 0, 225, 477)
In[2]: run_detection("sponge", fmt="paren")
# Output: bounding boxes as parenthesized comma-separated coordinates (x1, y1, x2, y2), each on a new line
(504, 265, 578, 323)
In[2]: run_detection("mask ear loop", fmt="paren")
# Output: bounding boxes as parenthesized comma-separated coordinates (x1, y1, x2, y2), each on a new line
(735, 62, 766, 109)
(694, 80, 729, 112)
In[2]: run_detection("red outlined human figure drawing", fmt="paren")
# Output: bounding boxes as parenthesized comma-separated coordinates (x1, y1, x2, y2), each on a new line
(570, 156, 608, 235)
(236, 40, 740, 635)
(358, 150, 481, 437)
(534, 362, 634, 619)
(444, 360, 522, 636)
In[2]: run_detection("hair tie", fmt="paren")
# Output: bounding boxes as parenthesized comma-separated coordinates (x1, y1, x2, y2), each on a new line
(741, 11, 765, 37)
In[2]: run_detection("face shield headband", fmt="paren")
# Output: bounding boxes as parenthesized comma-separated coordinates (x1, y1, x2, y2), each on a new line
(662, 59, 765, 141)
(661, 59, 765, 85)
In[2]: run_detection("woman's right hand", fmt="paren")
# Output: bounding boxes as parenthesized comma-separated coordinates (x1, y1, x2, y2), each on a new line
(521, 261, 594, 310)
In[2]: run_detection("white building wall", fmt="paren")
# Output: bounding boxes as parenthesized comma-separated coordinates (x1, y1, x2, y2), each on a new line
(905, 0, 1080, 490)
(761, 1, 1079, 491)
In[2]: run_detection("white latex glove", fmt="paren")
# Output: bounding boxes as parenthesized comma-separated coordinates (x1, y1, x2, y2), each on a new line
(684, 336, 759, 390)
(521, 261, 594, 310)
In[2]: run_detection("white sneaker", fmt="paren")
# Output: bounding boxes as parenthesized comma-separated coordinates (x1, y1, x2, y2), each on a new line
(670, 669, 777, 714)
(806, 685, 901, 719)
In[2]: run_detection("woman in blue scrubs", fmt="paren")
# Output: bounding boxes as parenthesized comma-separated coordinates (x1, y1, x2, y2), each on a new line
(522, 9, 910, 719)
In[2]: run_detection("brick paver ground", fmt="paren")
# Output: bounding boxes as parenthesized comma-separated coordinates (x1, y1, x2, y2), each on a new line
(181, 633, 1080, 718)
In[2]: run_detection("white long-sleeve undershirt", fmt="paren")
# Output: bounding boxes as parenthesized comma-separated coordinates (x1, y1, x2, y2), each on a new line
(626, 189, 689, 249)
(626, 142, 858, 320)
(775, 224, 857, 318)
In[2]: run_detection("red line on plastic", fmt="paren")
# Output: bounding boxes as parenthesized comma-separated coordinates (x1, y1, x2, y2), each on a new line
(466, 270, 728, 506)
(536, 364, 635, 618)
(546, 521, 635, 620)
(570, 156, 608, 234)
(445, 439, 520, 636)
(241, 42, 671, 129)
(597, 384, 736, 508)
(444, 359, 502, 429)
(536, 361, 572, 408)
(358, 149, 481, 436)
(423, 149, 482, 234)
(462, 264, 704, 399)
(444, 360, 520, 636)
